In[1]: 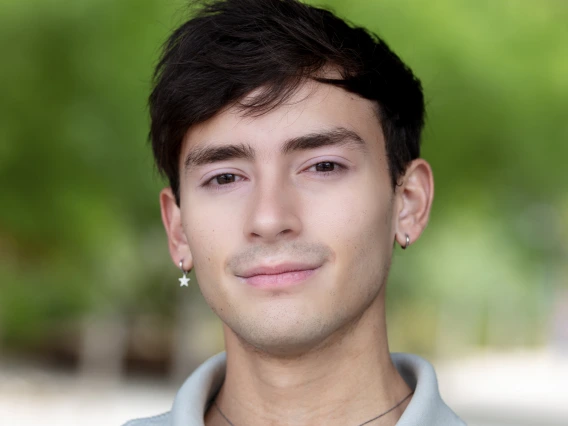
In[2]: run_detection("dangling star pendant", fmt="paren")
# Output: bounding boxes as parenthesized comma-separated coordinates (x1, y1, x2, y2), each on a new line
(179, 273, 190, 287)
(178, 260, 191, 287)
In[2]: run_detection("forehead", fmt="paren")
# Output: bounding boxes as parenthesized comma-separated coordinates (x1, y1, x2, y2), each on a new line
(182, 79, 384, 156)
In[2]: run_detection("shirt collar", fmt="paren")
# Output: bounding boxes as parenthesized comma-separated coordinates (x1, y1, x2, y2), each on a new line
(170, 351, 464, 426)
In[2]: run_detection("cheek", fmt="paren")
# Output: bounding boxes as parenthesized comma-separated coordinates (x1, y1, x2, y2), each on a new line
(183, 203, 233, 278)
(184, 216, 229, 310)
(307, 181, 393, 280)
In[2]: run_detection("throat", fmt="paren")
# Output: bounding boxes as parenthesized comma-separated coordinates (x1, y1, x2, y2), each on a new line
(207, 328, 412, 425)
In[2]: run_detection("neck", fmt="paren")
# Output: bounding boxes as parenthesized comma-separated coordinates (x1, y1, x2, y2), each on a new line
(206, 291, 412, 426)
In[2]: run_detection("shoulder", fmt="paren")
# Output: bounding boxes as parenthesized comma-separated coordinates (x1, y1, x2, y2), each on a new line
(122, 411, 171, 426)
(121, 352, 227, 426)
(391, 353, 467, 426)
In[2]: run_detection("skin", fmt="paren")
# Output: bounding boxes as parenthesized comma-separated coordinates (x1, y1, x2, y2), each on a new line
(160, 78, 434, 426)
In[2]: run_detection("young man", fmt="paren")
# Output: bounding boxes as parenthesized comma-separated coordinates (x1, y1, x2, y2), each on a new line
(125, 0, 465, 424)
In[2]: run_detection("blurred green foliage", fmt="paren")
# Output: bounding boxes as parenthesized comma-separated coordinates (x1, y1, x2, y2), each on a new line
(0, 0, 566, 355)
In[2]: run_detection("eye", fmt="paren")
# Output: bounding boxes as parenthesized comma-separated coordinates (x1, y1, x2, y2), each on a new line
(201, 173, 244, 189)
(214, 173, 238, 185)
(314, 162, 336, 172)
(306, 161, 346, 175)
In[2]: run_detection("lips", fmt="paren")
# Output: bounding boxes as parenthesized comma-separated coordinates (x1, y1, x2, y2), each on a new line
(237, 262, 320, 278)
(236, 262, 321, 288)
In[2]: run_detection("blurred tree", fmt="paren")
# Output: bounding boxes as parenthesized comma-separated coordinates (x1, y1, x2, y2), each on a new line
(0, 0, 566, 361)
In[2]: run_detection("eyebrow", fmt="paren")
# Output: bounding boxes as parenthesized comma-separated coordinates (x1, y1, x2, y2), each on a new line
(183, 127, 367, 172)
(282, 127, 367, 155)
(184, 143, 255, 171)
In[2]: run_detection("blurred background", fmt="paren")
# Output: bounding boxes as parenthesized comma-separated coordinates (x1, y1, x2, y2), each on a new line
(0, 0, 566, 425)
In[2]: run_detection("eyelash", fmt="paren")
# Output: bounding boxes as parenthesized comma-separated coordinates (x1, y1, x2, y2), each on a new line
(306, 161, 346, 175)
(201, 161, 347, 190)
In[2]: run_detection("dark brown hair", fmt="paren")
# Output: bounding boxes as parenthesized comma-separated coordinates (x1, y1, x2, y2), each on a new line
(150, 0, 425, 204)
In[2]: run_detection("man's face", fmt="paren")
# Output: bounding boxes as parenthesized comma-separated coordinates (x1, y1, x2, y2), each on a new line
(177, 80, 397, 355)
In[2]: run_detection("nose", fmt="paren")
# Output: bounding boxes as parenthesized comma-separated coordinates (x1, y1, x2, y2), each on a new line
(243, 177, 302, 243)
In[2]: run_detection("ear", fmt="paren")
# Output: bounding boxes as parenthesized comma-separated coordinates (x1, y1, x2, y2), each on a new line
(394, 159, 434, 248)
(159, 187, 193, 271)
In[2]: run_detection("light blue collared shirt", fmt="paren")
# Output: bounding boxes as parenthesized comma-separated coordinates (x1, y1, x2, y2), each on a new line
(123, 352, 466, 426)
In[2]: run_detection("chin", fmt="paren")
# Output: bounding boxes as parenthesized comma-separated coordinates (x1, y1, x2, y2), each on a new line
(227, 309, 340, 357)
(240, 331, 329, 358)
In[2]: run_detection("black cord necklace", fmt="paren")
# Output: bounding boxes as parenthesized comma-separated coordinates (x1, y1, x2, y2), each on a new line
(212, 390, 414, 426)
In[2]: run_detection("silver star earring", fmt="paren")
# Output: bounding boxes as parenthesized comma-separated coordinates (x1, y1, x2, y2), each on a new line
(178, 260, 191, 287)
